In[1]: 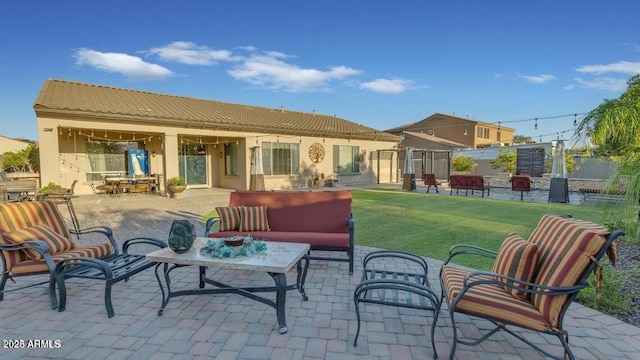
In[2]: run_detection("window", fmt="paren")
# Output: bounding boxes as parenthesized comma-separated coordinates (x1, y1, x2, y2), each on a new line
(85, 140, 140, 181)
(262, 142, 300, 175)
(333, 145, 360, 174)
(224, 143, 238, 176)
(476, 127, 490, 139)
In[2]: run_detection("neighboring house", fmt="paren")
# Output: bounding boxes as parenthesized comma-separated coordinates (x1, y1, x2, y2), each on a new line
(34, 79, 400, 195)
(400, 131, 470, 151)
(0, 135, 34, 154)
(386, 113, 516, 149)
(0, 136, 36, 177)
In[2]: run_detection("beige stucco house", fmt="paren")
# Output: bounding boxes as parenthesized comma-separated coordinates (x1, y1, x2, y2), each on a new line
(34, 79, 400, 195)
(386, 113, 516, 149)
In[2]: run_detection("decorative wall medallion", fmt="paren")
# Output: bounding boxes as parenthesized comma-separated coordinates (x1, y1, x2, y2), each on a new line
(309, 143, 325, 163)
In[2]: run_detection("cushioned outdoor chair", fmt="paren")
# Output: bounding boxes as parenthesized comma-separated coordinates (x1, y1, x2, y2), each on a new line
(511, 174, 532, 201)
(422, 173, 442, 193)
(440, 214, 624, 360)
(0, 201, 166, 314)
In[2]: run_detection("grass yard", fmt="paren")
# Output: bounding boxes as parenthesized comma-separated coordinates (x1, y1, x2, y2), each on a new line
(351, 188, 615, 270)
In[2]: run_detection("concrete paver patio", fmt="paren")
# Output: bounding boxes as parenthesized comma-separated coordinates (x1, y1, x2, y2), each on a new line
(0, 187, 639, 359)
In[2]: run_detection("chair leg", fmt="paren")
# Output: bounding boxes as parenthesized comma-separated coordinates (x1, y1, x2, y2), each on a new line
(447, 308, 459, 360)
(48, 272, 58, 309)
(0, 272, 7, 301)
(105, 281, 115, 318)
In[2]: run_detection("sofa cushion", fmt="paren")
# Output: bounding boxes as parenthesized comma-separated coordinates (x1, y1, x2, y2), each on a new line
(527, 215, 607, 328)
(441, 266, 551, 332)
(216, 206, 242, 231)
(212, 230, 350, 248)
(10, 243, 114, 274)
(239, 206, 270, 232)
(492, 233, 537, 300)
(3, 224, 75, 260)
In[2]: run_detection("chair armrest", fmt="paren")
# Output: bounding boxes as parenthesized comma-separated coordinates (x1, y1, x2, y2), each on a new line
(122, 237, 168, 254)
(461, 270, 586, 297)
(0, 239, 51, 257)
(204, 217, 220, 236)
(70, 226, 119, 256)
(443, 244, 498, 266)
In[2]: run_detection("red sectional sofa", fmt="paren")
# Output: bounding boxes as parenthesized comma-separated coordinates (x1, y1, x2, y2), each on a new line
(206, 190, 355, 274)
(449, 174, 490, 197)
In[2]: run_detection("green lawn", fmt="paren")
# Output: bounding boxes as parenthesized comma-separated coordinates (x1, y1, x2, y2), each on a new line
(352, 188, 615, 270)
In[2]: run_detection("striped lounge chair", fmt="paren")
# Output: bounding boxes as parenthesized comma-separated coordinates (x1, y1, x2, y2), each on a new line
(440, 214, 624, 360)
(0, 201, 164, 313)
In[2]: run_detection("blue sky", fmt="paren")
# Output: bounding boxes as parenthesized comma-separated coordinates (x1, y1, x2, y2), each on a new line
(2, 1, 639, 143)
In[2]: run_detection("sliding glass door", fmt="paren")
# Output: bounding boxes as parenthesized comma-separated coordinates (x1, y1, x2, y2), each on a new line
(179, 144, 207, 185)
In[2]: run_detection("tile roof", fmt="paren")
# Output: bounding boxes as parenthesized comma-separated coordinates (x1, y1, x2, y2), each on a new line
(34, 79, 399, 142)
(403, 131, 470, 149)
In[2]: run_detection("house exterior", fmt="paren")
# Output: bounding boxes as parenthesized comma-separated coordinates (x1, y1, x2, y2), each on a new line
(0, 135, 34, 154)
(34, 79, 400, 195)
(386, 113, 516, 149)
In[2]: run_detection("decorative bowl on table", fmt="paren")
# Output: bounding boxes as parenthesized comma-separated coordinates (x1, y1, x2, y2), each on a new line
(223, 236, 245, 247)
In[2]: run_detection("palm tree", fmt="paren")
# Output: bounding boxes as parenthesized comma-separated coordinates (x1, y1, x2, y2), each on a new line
(575, 75, 640, 237)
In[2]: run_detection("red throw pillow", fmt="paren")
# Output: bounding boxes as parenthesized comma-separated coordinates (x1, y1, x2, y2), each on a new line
(492, 233, 538, 300)
(3, 224, 75, 260)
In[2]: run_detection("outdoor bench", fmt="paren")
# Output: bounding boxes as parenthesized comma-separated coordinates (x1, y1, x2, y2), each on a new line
(205, 190, 355, 274)
(579, 186, 627, 202)
(449, 174, 490, 197)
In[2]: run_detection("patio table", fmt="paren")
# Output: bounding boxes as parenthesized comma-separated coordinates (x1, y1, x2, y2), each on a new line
(146, 238, 310, 334)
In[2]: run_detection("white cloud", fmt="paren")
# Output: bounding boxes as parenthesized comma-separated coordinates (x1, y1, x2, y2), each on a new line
(576, 61, 640, 75)
(360, 78, 413, 93)
(574, 77, 628, 91)
(148, 41, 238, 65)
(228, 51, 361, 92)
(75, 48, 172, 80)
(517, 74, 556, 84)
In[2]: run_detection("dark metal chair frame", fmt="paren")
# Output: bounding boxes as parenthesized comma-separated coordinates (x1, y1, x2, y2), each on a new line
(353, 250, 441, 358)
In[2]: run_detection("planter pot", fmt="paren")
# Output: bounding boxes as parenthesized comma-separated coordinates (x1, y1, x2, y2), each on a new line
(168, 185, 186, 198)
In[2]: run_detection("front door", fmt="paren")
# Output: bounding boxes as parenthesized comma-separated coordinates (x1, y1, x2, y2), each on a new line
(179, 144, 207, 185)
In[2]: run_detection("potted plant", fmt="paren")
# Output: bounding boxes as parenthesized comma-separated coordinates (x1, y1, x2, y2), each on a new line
(167, 176, 186, 198)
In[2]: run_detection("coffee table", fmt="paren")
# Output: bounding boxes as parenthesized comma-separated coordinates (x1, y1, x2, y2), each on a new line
(146, 238, 310, 334)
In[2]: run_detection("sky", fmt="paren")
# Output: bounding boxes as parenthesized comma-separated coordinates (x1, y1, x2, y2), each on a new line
(1, 1, 639, 143)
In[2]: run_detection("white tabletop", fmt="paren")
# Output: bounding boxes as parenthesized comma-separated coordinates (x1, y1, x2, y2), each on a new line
(146, 237, 310, 273)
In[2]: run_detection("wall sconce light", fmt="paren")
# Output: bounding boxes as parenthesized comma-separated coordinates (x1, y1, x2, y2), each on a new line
(219, 151, 223, 158)
(463, 127, 468, 136)
(152, 151, 157, 157)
